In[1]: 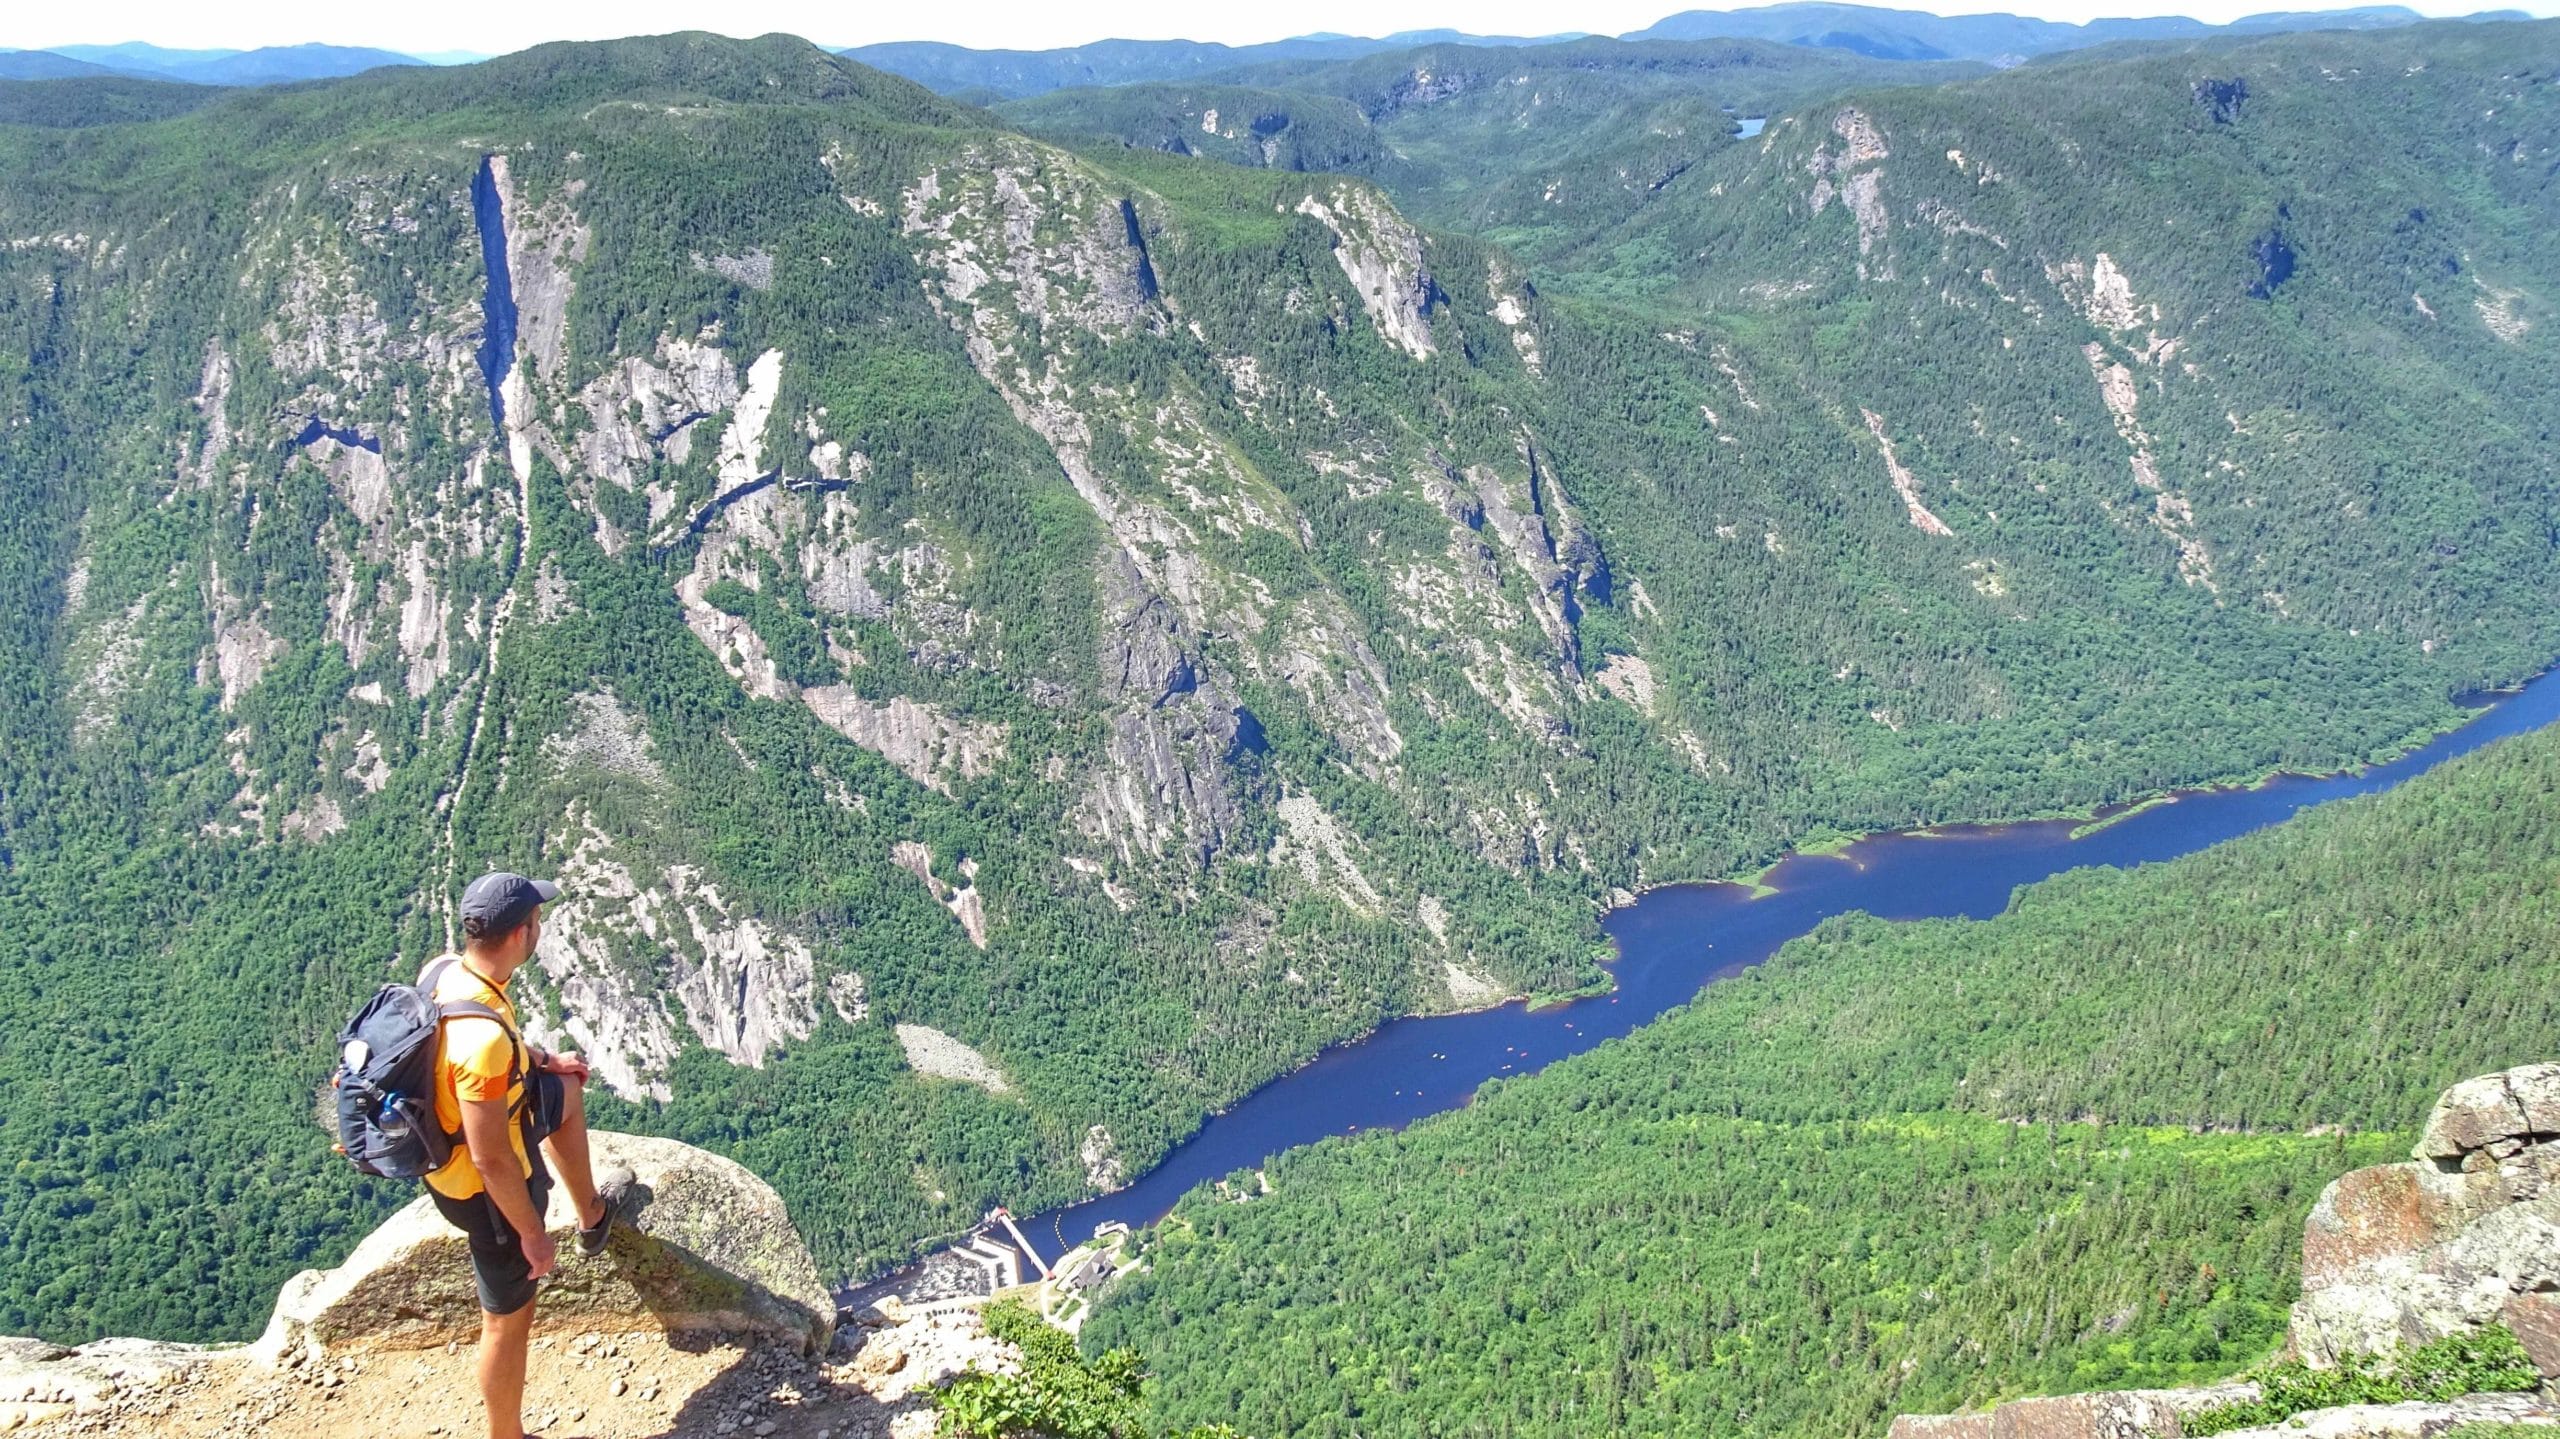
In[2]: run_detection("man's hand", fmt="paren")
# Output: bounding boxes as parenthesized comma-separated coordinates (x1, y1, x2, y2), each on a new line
(539, 1049, 591, 1082)
(519, 1223, 558, 1282)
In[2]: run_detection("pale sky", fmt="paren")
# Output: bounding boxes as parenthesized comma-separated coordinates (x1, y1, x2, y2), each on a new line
(3, 0, 2550, 58)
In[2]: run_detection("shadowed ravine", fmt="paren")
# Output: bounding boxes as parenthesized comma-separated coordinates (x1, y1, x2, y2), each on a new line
(470, 153, 516, 430)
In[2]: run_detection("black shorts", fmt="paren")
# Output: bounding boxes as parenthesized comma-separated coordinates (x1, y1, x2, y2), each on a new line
(428, 1071, 569, 1316)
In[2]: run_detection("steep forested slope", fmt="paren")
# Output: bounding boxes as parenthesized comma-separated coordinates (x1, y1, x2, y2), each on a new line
(1088, 717, 2560, 1438)
(0, 22, 2555, 1346)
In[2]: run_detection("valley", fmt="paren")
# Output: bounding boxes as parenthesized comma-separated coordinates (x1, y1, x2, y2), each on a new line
(1020, 662, 2560, 1260)
(1091, 679, 2560, 1437)
(0, 10, 2555, 1436)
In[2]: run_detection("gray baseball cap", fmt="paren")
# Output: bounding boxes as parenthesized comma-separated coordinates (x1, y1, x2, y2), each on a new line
(459, 871, 561, 934)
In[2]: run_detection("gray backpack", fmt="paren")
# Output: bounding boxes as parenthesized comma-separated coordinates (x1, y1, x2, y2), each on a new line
(330, 956, 518, 1180)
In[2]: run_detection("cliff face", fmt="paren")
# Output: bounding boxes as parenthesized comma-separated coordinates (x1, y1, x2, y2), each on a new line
(1888, 1065, 2560, 1439)
(0, 38, 1614, 1328)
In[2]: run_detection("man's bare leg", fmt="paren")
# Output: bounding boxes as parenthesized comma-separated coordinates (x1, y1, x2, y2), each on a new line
(479, 1299, 536, 1439)
(539, 1080, 606, 1229)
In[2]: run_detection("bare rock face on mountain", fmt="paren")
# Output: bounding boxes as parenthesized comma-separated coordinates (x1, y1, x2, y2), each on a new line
(1889, 1065, 2560, 1439)
(254, 1132, 834, 1363)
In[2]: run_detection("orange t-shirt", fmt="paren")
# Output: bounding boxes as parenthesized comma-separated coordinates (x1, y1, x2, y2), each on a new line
(422, 956, 532, 1201)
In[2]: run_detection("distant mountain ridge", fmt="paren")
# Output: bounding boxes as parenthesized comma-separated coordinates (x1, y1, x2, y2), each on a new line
(841, 2, 2534, 96)
(1627, 1, 2532, 61)
(3, 6, 2532, 98)
(833, 29, 1582, 101)
(0, 51, 119, 81)
(0, 41, 420, 86)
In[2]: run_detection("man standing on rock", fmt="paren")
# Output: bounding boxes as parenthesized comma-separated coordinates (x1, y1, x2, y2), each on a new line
(427, 871, 626, 1439)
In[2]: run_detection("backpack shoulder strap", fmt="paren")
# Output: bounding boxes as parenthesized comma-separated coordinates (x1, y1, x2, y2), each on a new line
(428, 967, 529, 1093)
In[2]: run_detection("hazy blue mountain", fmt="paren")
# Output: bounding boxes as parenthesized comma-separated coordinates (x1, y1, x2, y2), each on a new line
(843, 4, 2533, 98)
(1379, 28, 1595, 43)
(2226, 3, 2529, 27)
(47, 42, 244, 72)
(840, 29, 1583, 99)
(1627, 1, 2520, 62)
(0, 51, 120, 81)
(1631, 3, 2197, 59)
(29, 41, 422, 86)
(837, 36, 1387, 99)
(158, 44, 423, 86)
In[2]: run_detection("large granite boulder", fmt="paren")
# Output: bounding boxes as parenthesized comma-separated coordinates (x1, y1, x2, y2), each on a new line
(2293, 1065, 2560, 1365)
(253, 1131, 833, 1363)
(2412, 1064, 2560, 1169)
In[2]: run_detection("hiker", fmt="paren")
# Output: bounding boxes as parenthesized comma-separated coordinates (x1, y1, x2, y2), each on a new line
(425, 871, 622, 1439)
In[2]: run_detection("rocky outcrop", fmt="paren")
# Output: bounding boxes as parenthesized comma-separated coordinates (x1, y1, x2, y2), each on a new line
(542, 689, 666, 785)
(2207, 1394, 2548, 1436)
(1079, 550, 1243, 867)
(2081, 342, 2215, 592)
(492, 154, 588, 388)
(1270, 793, 1384, 915)
(1294, 182, 1442, 360)
(1861, 408, 1956, 538)
(1, 1134, 839, 1435)
(4, 1229, 1020, 1439)
(1889, 1065, 2560, 1439)
(895, 1024, 1014, 1095)
(890, 841, 992, 950)
(527, 808, 821, 1095)
(1889, 1390, 2550, 1439)
(1808, 108, 1893, 279)
(256, 1132, 832, 1361)
(801, 688, 1006, 794)
(572, 332, 742, 543)
(0, 1336, 222, 1433)
(1080, 1124, 1126, 1191)
(1885, 1384, 2254, 1438)
(665, 865, 821, 1072)
(2294, 1062, 2560, 1365)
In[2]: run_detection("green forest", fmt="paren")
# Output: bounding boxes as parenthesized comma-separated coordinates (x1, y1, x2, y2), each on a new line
(1087, 718, 2560, 1436)
(0, 16, 2555, 1361)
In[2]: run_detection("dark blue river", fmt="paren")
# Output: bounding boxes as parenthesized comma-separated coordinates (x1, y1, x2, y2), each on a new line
(1010, 668, 2560, 1261)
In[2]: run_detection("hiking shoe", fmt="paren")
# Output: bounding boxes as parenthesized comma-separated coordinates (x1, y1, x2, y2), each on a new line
(577, 1166, 636, 1258)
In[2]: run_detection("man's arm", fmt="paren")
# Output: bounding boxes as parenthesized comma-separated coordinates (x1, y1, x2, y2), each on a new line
(459, 1092, 556, 1281)
(535, 1048, 591, 1081)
